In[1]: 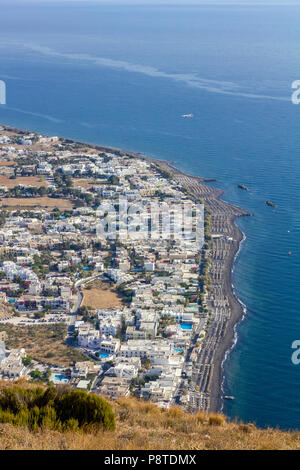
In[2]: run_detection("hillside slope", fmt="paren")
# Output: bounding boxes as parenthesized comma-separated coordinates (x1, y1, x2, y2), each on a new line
(0, 381, 299, 450)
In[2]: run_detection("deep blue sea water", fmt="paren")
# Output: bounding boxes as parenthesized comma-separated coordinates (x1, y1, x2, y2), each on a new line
(1, 1, 300, 430)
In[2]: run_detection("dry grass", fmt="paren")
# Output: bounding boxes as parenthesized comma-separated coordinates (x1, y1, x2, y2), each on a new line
(208, 412, 226, 426)
(0, 324, 87, 367)
(0, 390, 299, 450)
(0, 301, 14, 320)
(0, 197, 73, 209)
(82, 280, 123, 309)
(0, 176, 48, 189)
(74, 178, 99, 189)
(0, 161, 17, 167)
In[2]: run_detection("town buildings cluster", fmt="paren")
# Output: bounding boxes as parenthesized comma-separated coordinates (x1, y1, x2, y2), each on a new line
(0, 127, 210, 409)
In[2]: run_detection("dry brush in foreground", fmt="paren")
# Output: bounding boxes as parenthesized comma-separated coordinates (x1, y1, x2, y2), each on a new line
(0, 382, 299, 450)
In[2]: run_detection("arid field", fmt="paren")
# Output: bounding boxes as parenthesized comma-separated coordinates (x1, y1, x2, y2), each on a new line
(0, 161, 17, 166)
(0, 301, 14, 321)
(82, 280, 123, 309)
(0, 324, 87, 366)
(73, 178, 99, 189)
(0, 176, 48, 188)
(0, 197, 73, 209)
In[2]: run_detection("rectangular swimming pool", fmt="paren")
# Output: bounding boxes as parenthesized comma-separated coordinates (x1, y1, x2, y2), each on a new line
(180, 323, 193, 330)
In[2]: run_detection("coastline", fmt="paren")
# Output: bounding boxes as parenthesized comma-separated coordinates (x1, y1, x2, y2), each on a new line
(220, 229, 247, 412)
(149, 158, 249, 413)
(0, 123, 248, 413)
(209, 217, 245, 412)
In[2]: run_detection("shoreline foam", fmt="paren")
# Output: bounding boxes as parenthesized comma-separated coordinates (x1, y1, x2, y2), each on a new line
(220, 229, 247, 411)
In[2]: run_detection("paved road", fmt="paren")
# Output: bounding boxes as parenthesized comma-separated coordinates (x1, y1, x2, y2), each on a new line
(72, 273, 103, 313)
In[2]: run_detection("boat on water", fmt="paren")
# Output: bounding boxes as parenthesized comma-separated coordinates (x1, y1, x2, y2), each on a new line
(238, 184, 248, 191)
(266, 200, 276, 207)
(224, 396, 235, 400)
(181, 113, 194, 118)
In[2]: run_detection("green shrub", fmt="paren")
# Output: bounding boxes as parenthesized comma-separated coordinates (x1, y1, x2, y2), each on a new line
(55, 390, 115, 431)
(0, 385, 115, 432)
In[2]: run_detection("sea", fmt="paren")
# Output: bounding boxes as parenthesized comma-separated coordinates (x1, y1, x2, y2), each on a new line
(1, 1, 300, 430)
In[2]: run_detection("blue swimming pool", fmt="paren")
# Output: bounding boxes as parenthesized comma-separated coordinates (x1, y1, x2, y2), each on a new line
(99, 352, 109, 358)
(180, 323, 193, 330)
(51, 373, 69, 384)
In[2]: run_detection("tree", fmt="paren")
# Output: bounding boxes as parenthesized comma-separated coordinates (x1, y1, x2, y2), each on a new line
(22, 357, 32, 367)
(78, 306, 90, 316)
(38, 186, 47, 196)
(34, 311, 46, 319)
(141, 357, 151, 370)
(108, 175, 119, 185)
(30, 370, 43, 381)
